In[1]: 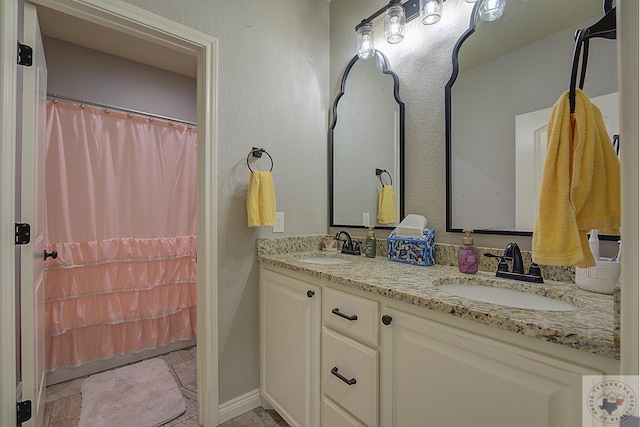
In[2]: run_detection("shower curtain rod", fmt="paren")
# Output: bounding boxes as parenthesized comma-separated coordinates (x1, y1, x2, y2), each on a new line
(47, 93, 197, 127)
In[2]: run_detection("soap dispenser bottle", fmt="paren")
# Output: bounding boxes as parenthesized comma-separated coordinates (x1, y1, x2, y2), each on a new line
(365, 226, 376, 258)
(458, 229, 478, 274)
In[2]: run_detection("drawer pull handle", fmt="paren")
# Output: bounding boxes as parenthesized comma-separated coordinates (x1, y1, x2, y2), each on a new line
(307, 290, 315, 298)
(331, 308, 358, 321)
(381, 315, 393, 325)
(331, 367, 357, 385)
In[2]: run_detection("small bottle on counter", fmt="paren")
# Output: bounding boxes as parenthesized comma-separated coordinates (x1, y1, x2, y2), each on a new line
(458, 229, 478, 274)
(365, 226, 376, 258)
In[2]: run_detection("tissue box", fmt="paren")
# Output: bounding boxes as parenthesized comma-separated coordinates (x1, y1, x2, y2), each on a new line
(386, 228, 435, 266)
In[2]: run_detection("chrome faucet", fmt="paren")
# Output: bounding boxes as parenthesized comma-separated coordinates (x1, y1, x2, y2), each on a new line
(334, 231, 361, 255)
(484, 242, 544, 283)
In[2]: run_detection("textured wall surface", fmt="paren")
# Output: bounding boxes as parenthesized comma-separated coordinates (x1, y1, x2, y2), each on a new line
(332, 0, 469, 241)
(120, 0, 330, 403)
(330, 0, 547, 251)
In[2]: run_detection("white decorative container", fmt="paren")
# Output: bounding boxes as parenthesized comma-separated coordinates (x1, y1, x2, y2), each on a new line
(575, 259, 621, 294)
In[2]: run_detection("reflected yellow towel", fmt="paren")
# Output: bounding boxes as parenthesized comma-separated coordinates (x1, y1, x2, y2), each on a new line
(378, 185, 398, 224)
(532, 89, 620, 268)
(247, 171, 276, 227)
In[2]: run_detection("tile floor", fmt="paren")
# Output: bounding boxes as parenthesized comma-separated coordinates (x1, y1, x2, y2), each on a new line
(43, 346, 288, 427)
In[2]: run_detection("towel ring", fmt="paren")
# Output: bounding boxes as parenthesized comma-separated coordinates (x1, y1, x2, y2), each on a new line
(375, 168, 392, 187)
(247, 147, 273, 172)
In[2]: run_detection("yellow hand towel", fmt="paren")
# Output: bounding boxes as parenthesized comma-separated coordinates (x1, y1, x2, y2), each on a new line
(378, 185, 398, 224)
(532, 89, 620, 268)
(247, 171, 276, 227)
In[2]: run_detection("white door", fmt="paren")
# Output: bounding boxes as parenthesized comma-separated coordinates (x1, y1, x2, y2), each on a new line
(20, 3, 47, 426)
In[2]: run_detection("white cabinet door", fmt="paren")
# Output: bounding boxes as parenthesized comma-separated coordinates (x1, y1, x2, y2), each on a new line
(381, 309, 602, 427)
(260, 269, 321, 427)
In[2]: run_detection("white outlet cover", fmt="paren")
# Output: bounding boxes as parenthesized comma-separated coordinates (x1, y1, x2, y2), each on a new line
(273, 212, 284, 233)
(363, 213, 370, 227)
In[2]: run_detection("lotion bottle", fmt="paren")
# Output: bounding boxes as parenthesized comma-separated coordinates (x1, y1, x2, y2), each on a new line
(365, 226, 376, 258)
(458, 229, 478, 274)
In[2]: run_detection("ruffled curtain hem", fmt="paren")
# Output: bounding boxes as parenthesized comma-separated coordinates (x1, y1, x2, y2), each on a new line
(45, 305, 196, 372)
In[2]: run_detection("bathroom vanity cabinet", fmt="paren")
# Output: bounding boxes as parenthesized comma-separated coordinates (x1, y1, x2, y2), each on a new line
(259, 264, 615, 427)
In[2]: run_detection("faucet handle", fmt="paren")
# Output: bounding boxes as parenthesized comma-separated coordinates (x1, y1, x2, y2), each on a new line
(484, 252, 510, 272)
(528, 263, 542, 277)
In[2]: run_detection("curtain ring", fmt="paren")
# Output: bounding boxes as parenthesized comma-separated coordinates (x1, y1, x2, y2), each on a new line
(246, 148, 274, 172)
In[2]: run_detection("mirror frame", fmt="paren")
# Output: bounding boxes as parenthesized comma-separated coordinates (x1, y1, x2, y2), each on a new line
(445, 1, 527, 237)
(445, 2, 618, 240)
(329, 50, 405, 229)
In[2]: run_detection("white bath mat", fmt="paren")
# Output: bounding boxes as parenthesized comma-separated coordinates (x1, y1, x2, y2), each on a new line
(79, 358, 186, 427)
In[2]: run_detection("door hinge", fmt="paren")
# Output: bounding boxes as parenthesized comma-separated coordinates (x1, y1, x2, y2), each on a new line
(15, 223, 31, 245)
(16, 400, 32, 424)
(17, 42, 33, 66)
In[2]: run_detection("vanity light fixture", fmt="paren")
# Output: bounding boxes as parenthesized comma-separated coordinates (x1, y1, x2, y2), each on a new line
(355, 0, 448, 58)
(385, 0, 406, 44)
(478, 0, 505, 21)
(420, 0, 443, 25)
(356, 20, 375, 59)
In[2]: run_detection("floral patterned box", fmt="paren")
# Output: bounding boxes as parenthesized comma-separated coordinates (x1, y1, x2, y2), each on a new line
(386, 228, 436, 267)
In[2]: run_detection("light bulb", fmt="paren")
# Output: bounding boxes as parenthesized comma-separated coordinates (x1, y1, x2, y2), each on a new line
(479, 0, 505, 21)
(385, 4, 406, 44)
(356, 21, 375, 59)
(419, 0, 443, 25)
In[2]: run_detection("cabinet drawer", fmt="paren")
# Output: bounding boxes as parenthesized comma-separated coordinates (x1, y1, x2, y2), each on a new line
(323, 287, 379, 346)
(322, 328, 378, 427)
(322, 397, 366, 427)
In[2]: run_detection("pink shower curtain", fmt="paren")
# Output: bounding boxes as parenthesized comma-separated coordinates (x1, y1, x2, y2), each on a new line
(43, 99, 197, 372)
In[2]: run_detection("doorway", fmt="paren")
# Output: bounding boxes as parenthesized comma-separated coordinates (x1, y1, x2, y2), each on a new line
(0, 1, 218, 426)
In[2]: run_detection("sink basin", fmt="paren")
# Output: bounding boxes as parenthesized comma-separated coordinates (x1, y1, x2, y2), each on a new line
(299, 257, 352, 265)
(438, 284, 578, 311)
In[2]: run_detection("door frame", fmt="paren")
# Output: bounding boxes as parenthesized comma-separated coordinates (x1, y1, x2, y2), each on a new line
(0, 1, 219, 426)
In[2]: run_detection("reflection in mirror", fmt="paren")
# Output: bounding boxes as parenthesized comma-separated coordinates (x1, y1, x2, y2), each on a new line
(330, 50, 404, 229)
(446, 0, 618, 235)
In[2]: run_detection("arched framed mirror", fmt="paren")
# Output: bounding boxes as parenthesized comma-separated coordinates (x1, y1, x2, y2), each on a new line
(330, 50, 404, 229)
(446, 0, 618, 237)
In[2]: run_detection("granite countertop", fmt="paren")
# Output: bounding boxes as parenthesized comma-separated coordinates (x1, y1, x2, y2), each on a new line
(258, 249, 619, 360)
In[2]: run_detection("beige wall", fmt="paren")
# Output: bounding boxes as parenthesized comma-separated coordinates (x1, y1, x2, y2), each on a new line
(121, 0, 330, 403)
(330, 0, 524, 248)
(330, 0, 619, 257)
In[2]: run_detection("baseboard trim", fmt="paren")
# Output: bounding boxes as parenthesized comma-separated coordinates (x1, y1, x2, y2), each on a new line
(218, 388, 260, 424)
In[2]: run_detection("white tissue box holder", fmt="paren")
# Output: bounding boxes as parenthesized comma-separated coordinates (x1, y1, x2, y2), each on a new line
(575, 259, 621, 294)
